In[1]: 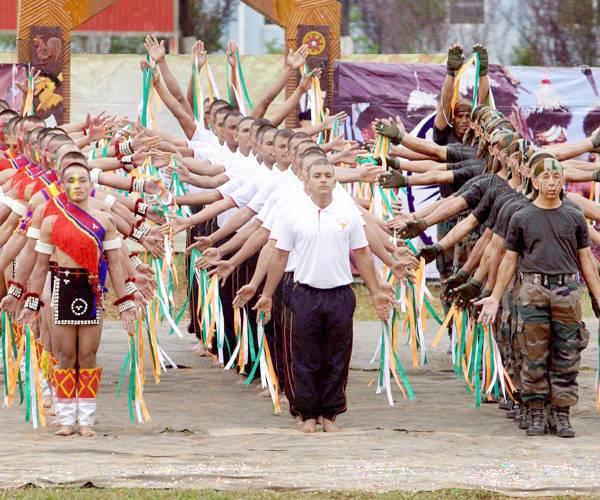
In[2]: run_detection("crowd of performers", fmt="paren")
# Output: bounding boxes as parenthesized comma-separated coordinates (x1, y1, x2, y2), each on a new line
(1, 38, 600, 438)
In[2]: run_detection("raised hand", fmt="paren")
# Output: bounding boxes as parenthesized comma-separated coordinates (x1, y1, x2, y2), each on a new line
(299, 67, 322, 92)
(144, 35, 166, 63)
(286, 44, 309, 69)
(192, 40, 207, 68)
(226, 40, 238, 67)
(322, 110, 348, 130)
(472, 43, 488, 76)
(447, 43, 464, 76)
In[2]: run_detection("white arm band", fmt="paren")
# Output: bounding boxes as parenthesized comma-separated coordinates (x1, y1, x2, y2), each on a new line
(90, 167, 102, 185)
(2, 195, 13, 209)
(12, 201, 27, 216)
(35, 241, 55, 255)
(26, 227, 41, 240)
(103, 194, 116, 209)
(103, 237, 122, 250)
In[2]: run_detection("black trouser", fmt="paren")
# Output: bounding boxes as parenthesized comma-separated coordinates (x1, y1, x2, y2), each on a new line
(288, 283, 356, 421)
(270, 272, 293, 390)
(186, 207, 218, 340)
(234, 250, 259, 375)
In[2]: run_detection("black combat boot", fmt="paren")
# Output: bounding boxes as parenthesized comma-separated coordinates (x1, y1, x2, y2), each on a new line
(507, 401, 520, 419)
(526, 408, 545, 436)
(518, 405, 529, 428)
(499, 398, 512, 410)
(550, 406, 575, 438)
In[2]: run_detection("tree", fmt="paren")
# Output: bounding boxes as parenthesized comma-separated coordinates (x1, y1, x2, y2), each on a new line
(179, 0, 237, 52)
(513, 0, 600, 66)
(351, 0, 448, 54)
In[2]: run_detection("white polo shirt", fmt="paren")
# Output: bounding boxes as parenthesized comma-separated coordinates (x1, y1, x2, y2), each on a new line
(273, 195, 368, 289)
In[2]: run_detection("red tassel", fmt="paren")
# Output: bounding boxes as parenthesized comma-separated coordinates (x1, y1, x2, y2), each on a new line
(51, 213, 99, 274)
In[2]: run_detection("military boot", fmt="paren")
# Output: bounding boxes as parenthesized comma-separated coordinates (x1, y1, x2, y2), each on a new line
(517, 405, 529, 428)
(526, 408, 545, 436)
(507, 401, 520, 419)
(550, 406, 575, 438)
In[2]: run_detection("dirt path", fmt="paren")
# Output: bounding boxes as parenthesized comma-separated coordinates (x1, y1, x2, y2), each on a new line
(1, 320, 599, 495)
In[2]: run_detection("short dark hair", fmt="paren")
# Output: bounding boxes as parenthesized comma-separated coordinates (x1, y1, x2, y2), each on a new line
(60, 162, 90, 180)
(306, 158, 332, 177)
(224, 111, 244, 126)
(274, 128, 294, 142)
(256, 124, 275, 142)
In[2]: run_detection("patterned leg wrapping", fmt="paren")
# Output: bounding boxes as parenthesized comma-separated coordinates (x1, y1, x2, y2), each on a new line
(53, 368, 77, 426)
(77, 367, 102, 427)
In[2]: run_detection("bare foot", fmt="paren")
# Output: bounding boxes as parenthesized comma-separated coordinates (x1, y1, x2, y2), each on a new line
(301, 419, 316, 433)
(45, 407, 56, 417)
(191, 342, 208, 357)
(55, 425, 76, 436)
(43, 397, 53, 408)
(323, 418, 342, 432)
(316, 416, 323, 425)
(49, 419, 61, 428)
(79, 426, 96, 437)
(279, 394, 288, 405)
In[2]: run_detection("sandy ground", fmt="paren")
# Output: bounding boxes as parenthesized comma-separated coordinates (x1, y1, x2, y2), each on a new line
(0, 319, 599, 496)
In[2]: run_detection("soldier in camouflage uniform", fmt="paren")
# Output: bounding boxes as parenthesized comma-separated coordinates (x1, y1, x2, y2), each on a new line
(476, 155, 600, 438)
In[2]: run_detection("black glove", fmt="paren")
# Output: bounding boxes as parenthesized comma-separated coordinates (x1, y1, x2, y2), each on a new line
(455, 279, 482, 308)
(593, 169, 600, 182)
(477, 288, 492, 300)
(378, 170, 408, 188)
(417, 243, 442, 264)
(400, 218, 428, 239)
(375, 120, 405, 144)
(473, 44, 488, 76)
(447, 44, 464, 76)
(377, 156, 401, 170)
(442, 269, 470, 295)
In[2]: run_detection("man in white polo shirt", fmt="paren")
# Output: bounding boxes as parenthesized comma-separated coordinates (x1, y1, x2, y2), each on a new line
(255, 159, 393, 433)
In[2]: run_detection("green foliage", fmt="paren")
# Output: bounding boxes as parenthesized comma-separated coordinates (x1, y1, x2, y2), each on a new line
(0, 34, 15, 51)
(510, 47, 537, 66)
(263, 37, 283, 55)
(179, 0, 237, 53)
(109, 36, 146, 55)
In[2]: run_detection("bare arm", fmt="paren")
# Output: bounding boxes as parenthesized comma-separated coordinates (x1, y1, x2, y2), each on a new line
(580, 246, 600, 306)
(438, 214, 479, 251)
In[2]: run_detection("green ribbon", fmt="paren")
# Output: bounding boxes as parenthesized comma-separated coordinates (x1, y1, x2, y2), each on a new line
(141, 55, 153, 128)
(382, 321, 415, 400)
(471, 52, 481, 109)
(235, 50, 253, 111)
(244, 312, 265, 385)
(192, 61, 200, 122)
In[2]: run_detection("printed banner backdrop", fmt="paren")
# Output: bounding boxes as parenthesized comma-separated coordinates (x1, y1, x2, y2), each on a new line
(333, 61, 600, 277)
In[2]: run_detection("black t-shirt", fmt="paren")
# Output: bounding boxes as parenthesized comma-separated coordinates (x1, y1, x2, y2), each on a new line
(446, 143, 477, 163)
(433, 125, 461, 146)
(457, 174, 505, 210)
(472, 180, 511, 223)
(505, 202, 590, 275)
(486, 190, 521, 231)
(494, 195, 530, 239)
(439, 159, 485, 198)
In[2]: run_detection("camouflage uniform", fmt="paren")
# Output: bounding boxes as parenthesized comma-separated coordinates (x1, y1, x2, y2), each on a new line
(517, 277, 590, 408)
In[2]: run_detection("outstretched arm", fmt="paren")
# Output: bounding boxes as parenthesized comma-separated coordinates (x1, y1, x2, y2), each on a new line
(251, 45, 308, 119)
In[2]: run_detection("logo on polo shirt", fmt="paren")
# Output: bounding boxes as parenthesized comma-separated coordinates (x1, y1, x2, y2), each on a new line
(337, 218, 349, 230)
